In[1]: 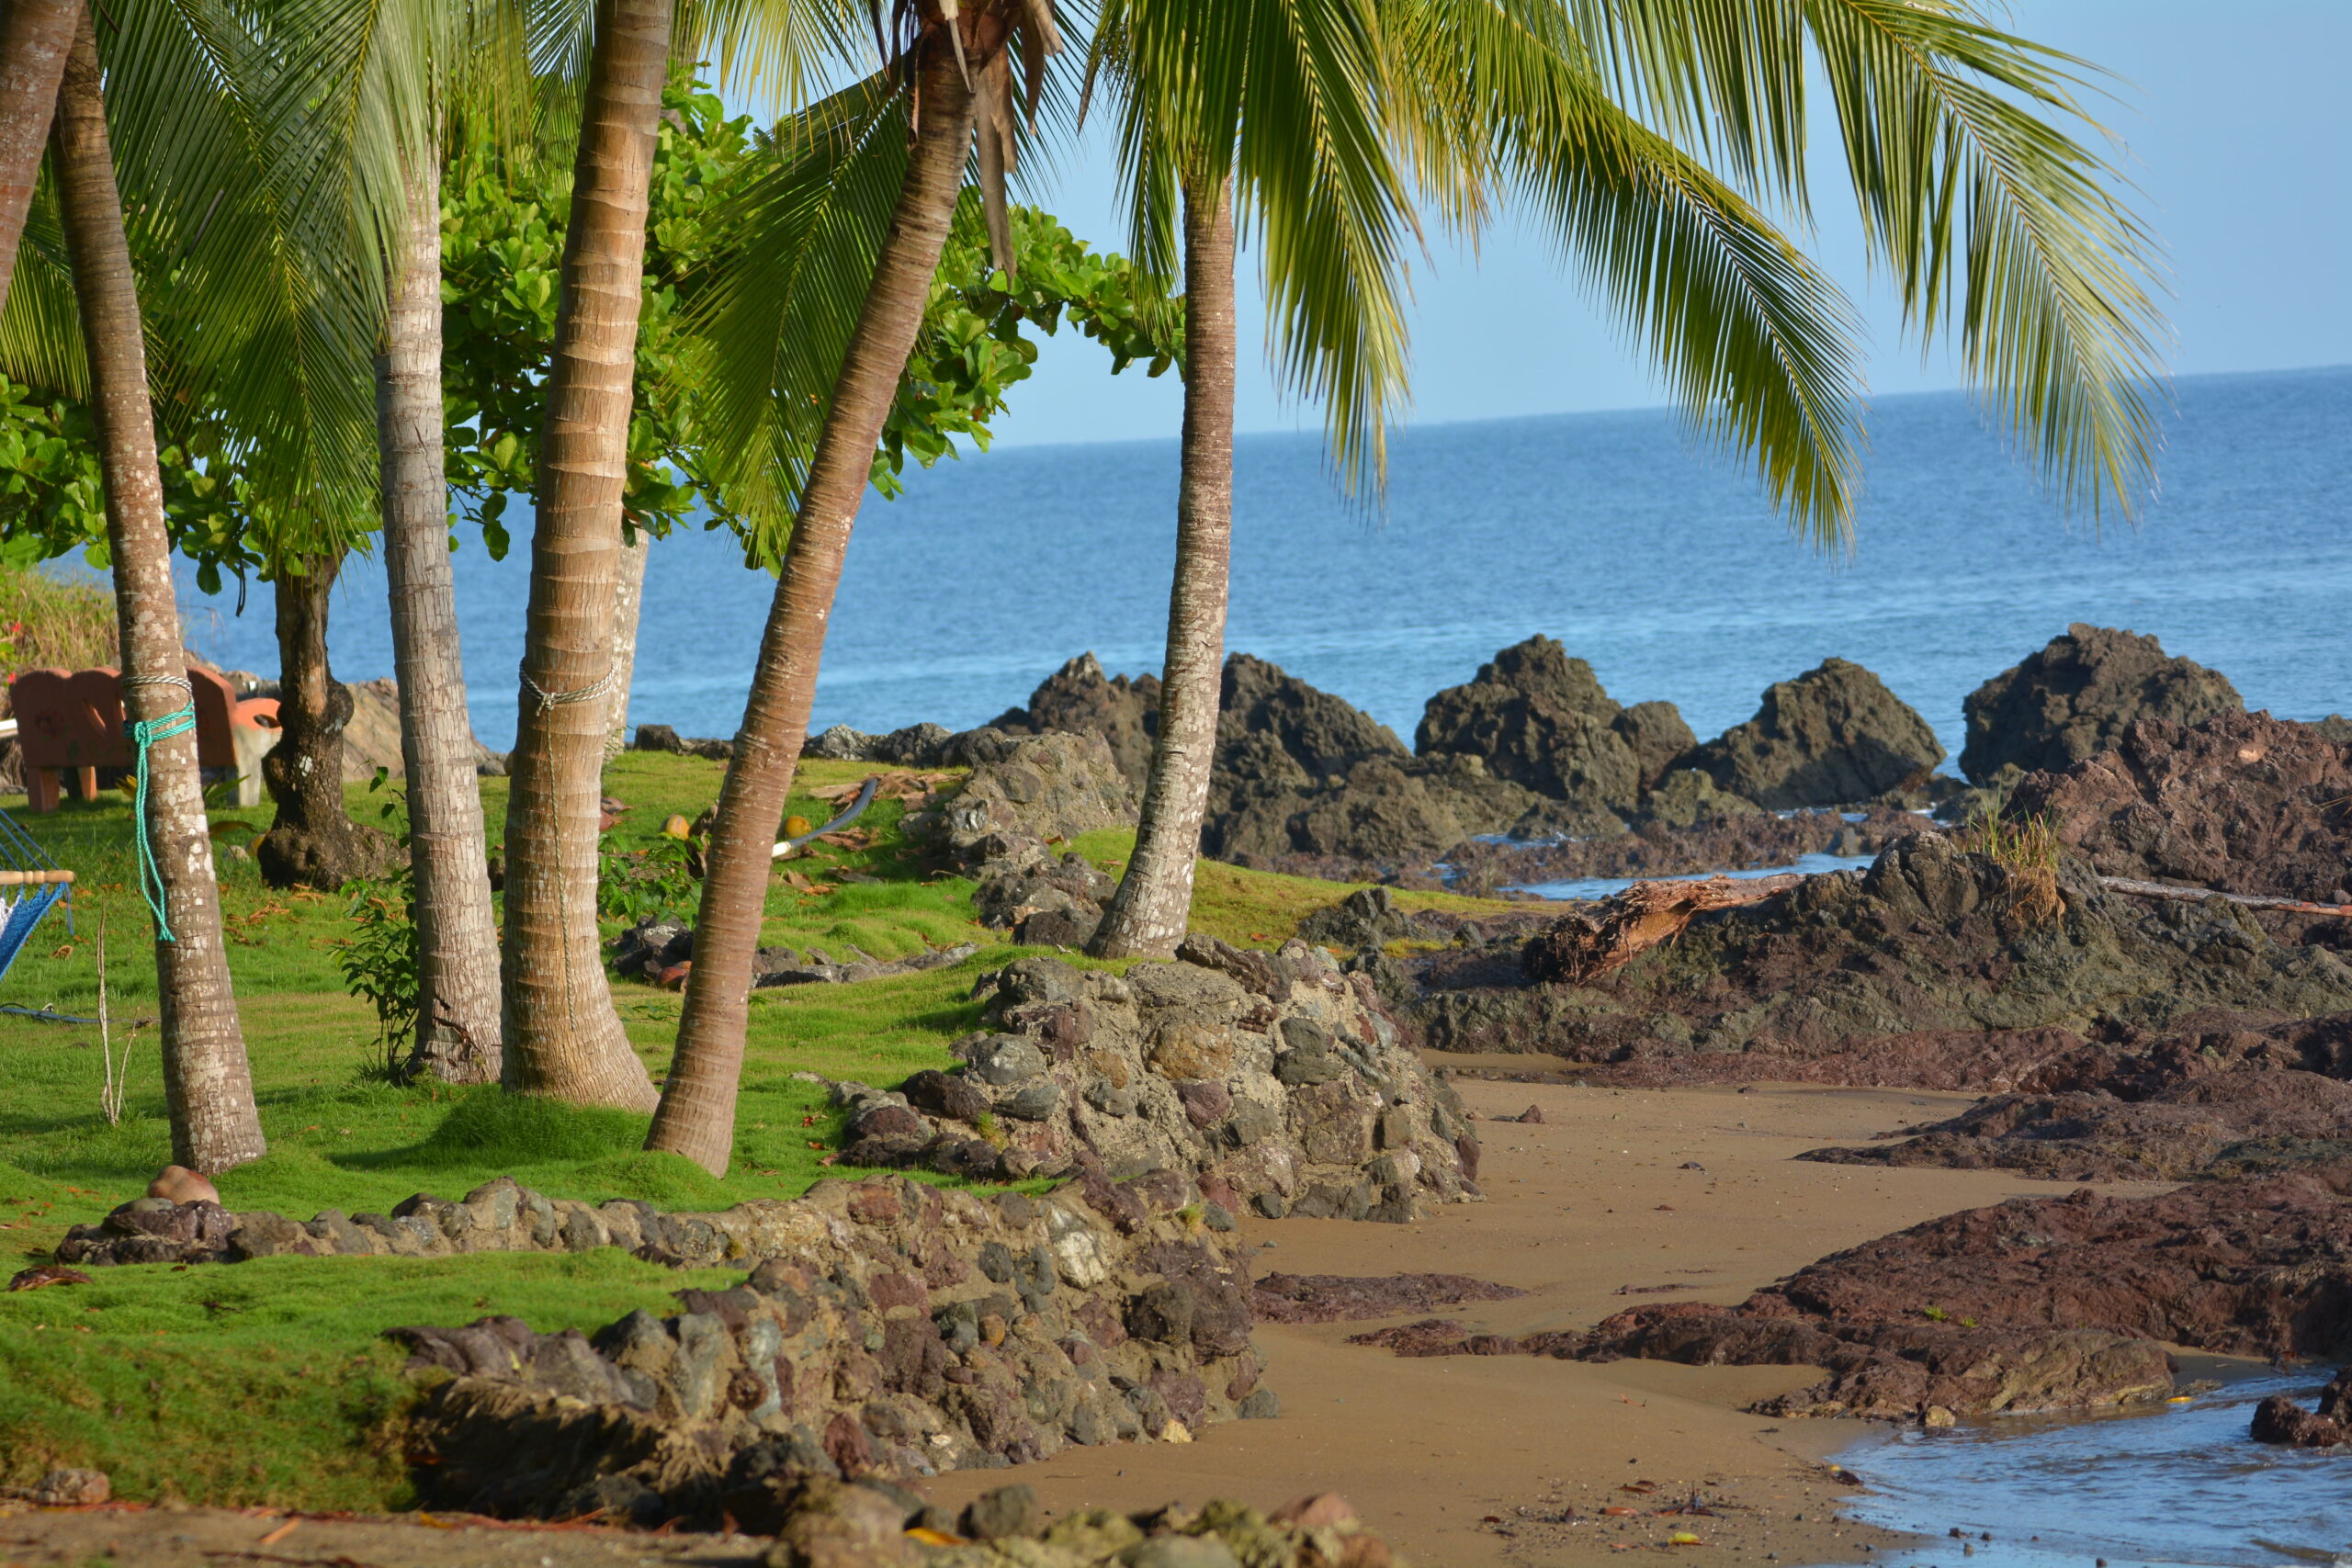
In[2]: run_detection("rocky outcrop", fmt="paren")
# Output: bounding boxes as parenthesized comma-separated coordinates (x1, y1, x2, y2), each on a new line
(835, 944, 1480, 1223)
(1252, 1272, 1522, 1325)
(1356, 1173, 2352, 1422)
(989, 653, 1162, 787)
(2007, 709, 2352, 905)
(1960, 625, 2243, 784)
(390, 1172, 1276, 1523)
(1413, 637, 1650, 816)
(2252, 1369, 2352, 1450)
(1217, 654, 1407, 781)
(609, 919, 978, 989)
(1683, 658, 1943, 808)
(1385, 833, 2352, 1077)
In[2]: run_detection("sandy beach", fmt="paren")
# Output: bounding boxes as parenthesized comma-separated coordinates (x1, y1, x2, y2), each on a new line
(924, 1065, 2174, 1565)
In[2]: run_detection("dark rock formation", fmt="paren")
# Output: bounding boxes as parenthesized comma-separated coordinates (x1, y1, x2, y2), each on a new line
(1960, 624, 2243, 784)
(1252, 1272, 1523, 1325)
(1354, 1172, 2352, 1422)
(906, 730, 1139, 946)
(1795, 1010, 2352, 1181)
(1636, 769, 1762, 829)
(1413, 636, 1648, 816)
(2007, 709, 2352, 904)
(1217, 654, 1407, 781)
(990, 653, 1162, 787)
(1295, 886, 1429, 953)
(1387, 833, 2352, 1077)
(632, 723, 734, 761)
(2251, 1368, 2352, 1450)
(1684, 658, 1943, 808)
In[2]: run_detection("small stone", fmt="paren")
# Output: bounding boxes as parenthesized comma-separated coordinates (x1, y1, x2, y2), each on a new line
(33, 1468, 109, 1506)
(960, 1483, 1040, 1540)
(148, 1165, 219, 1205)
(1120, 1535, 1239, 1568)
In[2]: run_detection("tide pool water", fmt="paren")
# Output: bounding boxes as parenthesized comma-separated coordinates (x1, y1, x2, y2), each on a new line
(171, 365, 2351, 754)
(1835, 1371, 2351, 1568)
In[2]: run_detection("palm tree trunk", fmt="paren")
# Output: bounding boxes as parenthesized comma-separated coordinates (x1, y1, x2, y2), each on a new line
(256, 551, 395, 891)
(0, 0, 80, 307)
(499, 0, 671, 1110)
(50, 7, 264, 1173)
(1088, 176, 1236, 959)
(379, 147, 502, 1084)
(642, 51, 979, 1175)
(605, 524, 648, 758)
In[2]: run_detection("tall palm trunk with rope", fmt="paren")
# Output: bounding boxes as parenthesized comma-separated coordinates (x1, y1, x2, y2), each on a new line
(50, 8, 265, 1172)
(498, 0, 672, 1109)
(643, 39, 982, 1175)
(1087, 175, 1236, 959)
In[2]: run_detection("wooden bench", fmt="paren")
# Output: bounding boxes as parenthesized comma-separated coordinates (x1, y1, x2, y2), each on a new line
(13, 664, 280, 811)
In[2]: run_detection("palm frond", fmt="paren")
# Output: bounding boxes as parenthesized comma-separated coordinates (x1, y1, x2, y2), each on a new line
(1567, 0, 2167, 520)
(1396, 0, 1863, 543)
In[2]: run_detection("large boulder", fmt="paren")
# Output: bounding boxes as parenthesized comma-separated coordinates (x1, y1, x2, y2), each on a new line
(1413, 636, 1659, 816)
(1960, 624, 2243, 784)
(1215, 654, 1406, 782)
(2007, 709, 2352, 905)
(991, 653, 1160, 787)
(1684, 658, 1942, 808)
(918, 730, 1137, 858)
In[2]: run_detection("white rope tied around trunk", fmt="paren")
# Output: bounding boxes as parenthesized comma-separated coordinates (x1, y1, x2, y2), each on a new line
(519, 655, 620, 716)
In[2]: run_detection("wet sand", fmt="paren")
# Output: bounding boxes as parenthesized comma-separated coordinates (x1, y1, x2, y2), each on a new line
(927, 1066, 2175, 1565)
(0, 1071, 2173, 1567)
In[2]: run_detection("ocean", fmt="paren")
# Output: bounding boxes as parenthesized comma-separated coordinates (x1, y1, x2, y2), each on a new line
(175, 364, 2352, 758)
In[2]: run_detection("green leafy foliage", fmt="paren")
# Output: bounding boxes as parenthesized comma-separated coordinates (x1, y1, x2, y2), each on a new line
(335, 864, 421, 1079)
(594, 829, 701, 926)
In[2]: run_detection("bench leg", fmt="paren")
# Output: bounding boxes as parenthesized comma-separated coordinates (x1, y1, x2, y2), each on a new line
(26, 767, 59, 812)
(74, 766, 98, 803)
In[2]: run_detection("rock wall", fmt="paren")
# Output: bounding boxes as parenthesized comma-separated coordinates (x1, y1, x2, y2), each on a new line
(1960, 624, 2243, 784)
(386, 1172, 1274, 1523)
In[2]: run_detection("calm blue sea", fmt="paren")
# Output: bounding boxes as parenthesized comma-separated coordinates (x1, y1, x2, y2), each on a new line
(174, 364, 2351, 754)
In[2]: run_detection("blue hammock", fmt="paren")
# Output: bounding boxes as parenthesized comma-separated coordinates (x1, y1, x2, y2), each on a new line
(0, 804, 72, 988)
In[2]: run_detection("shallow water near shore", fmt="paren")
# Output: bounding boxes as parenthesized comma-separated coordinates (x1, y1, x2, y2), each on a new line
(1834, 1370, 2352, 1568)
(1507, 849, 1879, 901)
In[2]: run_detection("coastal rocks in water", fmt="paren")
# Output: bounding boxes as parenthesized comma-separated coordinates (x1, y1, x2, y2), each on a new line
(1408, 804, 1921, 895)
(1960, 624, 2243, 784)
(390, 1172, 1271, 1522)
(838, 944, 1481, 1224)
(1636, 769, 1762, 829)
(1413, 637, 1648, 816)
(1392, 832, 2352, 1078)
(1251, 1272, 1524, 1325)
(2006, 709, 2352, 905)
(2251, 1368, 2352, 1450)
(990, 653, 1162, 788)
(1683, 658, 1943, 808)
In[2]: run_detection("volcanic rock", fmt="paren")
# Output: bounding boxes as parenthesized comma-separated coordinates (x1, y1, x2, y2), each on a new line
(1392, 832, 2352, 1077)
(1960, 624, 2243, 784)
(1413, 636, 1646, 815)
(1251, 1272, 1525, 1325)
(1636, 769, 1763, 829)
(2007, 708, 2352, 904)
(2251, 1368, 2352, 1449)
(1683, 658, 1943, 808)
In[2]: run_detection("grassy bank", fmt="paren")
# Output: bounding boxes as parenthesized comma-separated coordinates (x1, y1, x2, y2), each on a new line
(0, 750, 1516, 1505)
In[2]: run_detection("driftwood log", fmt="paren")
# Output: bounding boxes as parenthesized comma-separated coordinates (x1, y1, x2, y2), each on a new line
(2098, 876, 2352, 917)
(1521, 874, 1802, 986)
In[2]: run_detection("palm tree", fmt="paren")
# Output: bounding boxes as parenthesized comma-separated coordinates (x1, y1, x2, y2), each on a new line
(0, 0, 81, 308)
(1083, 0, 2165, 955)
(643, 2, 1063, 1174)
(47, 8, 266, 1172)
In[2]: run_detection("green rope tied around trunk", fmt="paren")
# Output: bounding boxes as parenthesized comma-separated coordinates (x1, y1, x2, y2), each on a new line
(123, 674, 196, 942)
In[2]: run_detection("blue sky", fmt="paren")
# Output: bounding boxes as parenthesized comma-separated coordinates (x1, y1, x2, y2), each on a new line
(974, 1, 2352, 446)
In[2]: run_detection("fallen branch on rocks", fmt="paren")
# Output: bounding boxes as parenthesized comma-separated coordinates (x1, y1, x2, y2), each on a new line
(1521, 874, 1801, 986)
(2098, 875, 2352, 917)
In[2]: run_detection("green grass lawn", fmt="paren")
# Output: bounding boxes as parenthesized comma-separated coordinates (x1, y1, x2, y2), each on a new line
(0, 750, 1517, 1505)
